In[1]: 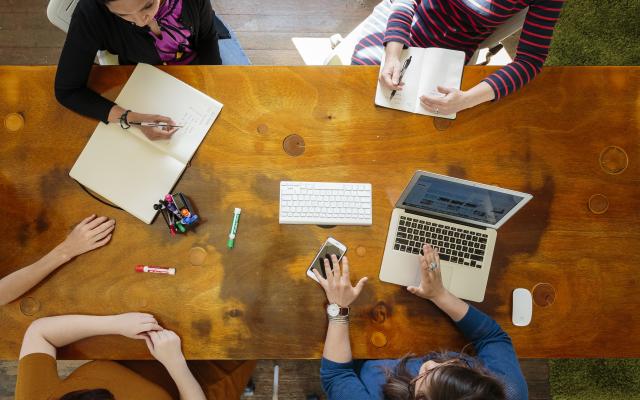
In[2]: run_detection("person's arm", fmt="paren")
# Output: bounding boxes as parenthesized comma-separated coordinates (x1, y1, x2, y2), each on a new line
(144, 330, 206, 400)
(54, 2, 116, 123)
(408, 244, 528, 399)
(19, 313, 163, 359)
(194, 0, 222, 65)
(312, 255, 372, 399)
(420, 1, 565, 115)
(482, 0, 565, 101)
(0, 215, 114, 306)
(379, 0, 420, 90)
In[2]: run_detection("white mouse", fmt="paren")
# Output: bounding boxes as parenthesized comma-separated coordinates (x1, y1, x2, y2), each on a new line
(512, 288, 532, 327)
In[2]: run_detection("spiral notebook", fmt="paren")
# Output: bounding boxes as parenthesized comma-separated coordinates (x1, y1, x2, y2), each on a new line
(375, 47, 465, 120)
(69, 63, 223, 224)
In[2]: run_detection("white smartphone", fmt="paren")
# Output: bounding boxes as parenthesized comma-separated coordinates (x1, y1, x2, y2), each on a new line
(306, 237, 348, 282)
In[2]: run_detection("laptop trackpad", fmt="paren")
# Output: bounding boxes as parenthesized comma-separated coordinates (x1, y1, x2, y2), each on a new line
(440, 263, 454, 289)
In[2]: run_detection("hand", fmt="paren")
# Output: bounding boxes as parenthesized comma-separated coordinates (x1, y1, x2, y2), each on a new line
(420, 86, 470, 115)
(407, 244, 447, 301)
(144, 329, 186, 369)
(112, 312, 163, 340)
(379, 42, 405, 90)
(312, 255, 368, 307)
(127, 111, 178, 141)
(58, 214, 115, 259)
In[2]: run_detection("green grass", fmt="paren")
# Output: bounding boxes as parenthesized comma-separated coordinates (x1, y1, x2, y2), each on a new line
(550, 359, 640, 399)
(545, 0, 640, 66)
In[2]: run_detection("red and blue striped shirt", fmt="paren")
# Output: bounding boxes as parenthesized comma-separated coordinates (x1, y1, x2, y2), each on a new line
(355, 0, 565, 100)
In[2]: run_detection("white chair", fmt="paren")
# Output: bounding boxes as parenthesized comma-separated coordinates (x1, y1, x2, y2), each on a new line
(302, 6, 528, 66)
(47, 0, 119, 65)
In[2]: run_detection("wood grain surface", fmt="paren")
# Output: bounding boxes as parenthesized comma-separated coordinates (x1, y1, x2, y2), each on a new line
(0, 65, 638, 360)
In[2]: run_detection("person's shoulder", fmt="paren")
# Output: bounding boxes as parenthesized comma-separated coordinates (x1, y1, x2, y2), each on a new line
(74, 0, 112, 21)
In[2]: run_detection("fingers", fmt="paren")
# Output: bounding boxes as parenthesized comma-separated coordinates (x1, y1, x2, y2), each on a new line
(147, 330, 161, 346)
(143, 335, 154, 352)
(142, 322, 163, 332)
(437, 86, 453, 95)
(380, 63, 401, 90)
(407, 286, 418, 294)
(324, 258, 335, 283)
(149, 127, 174, 140)
(79, 214, 97, 226)
(340, 256, 350, 280)
(152, 115, 176, 125)
(90, 219, 115, 237)
(354, 276, 368, 296)
(85, 216, 109, 230)
(331, 255, 342, 278)
(390, 63, 402, 86)
(92, 224, 115, 241)
(90, 234, 112, 250)
(312, 268, 329, 289)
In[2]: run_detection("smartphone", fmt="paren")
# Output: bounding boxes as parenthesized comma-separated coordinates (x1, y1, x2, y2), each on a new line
(307, 237, 348, 282)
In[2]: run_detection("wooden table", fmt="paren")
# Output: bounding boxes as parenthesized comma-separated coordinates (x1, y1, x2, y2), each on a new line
(0, 66, 638, 360)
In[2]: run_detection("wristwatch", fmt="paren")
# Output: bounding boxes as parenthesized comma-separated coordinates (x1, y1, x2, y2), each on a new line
(327, 303, 350, 323)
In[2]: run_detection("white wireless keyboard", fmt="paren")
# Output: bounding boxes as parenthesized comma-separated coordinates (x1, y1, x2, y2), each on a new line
(279, 181, 372, 226)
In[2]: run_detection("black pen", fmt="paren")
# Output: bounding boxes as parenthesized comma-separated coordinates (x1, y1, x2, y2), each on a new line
(389, 55, 413, 100)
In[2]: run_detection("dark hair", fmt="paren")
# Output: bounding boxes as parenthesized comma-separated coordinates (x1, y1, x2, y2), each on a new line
(59, 389, 115, 400)
(382, 353, 506, 400)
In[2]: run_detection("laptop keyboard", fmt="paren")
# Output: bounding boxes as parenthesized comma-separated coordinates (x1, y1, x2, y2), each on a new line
(394, 215, 488, 268)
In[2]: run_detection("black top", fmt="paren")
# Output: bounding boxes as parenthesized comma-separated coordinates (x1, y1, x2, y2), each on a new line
(54, 0, 222, 123)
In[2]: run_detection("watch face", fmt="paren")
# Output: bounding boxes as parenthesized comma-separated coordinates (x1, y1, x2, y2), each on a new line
(327, 303, 340, 317)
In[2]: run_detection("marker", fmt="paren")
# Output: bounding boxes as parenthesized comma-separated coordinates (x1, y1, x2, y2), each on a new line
(164, 195, 182, 217)
(135, 265, 176, 275)
(227, 208, 241, 249)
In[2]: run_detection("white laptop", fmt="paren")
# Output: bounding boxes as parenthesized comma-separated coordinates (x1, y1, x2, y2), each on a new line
(379, 171, 532, 302)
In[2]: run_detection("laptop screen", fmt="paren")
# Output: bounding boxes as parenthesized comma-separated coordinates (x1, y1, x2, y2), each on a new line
(402, 174, 526, 226)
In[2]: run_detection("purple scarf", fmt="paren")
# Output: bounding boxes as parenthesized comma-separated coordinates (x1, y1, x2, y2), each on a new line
(151, 0, 196, 64)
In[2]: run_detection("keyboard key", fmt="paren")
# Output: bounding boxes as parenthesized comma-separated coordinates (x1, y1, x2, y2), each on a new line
(397, 233, 406, 239)
(398, 226, 407, 232)
(439, 253, 451, 261)
(394, 244, 400, 250)
(396, 238, 408, 245)
(412, 248, 419, 254)
(400, 245, 406, 251)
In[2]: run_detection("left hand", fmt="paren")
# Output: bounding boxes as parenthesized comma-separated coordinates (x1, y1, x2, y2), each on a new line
(420, 86, 469, 116)
(312, 255, 368, 307)
(112, 312, 164, 340)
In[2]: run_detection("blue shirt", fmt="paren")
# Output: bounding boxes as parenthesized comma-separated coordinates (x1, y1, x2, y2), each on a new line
(320, 306, 527, 400)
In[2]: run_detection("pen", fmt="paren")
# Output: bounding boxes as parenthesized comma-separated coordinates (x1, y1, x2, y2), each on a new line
(129, 121, 183, 128)
(389, 55, 413, 100)
(227, 208, 241, 249)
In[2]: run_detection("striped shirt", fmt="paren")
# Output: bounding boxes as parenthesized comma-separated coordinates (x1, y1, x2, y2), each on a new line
(353, 0, 564, 100)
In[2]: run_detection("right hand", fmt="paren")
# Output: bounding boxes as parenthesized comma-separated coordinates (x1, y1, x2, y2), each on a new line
(379, 42, 405, 91)
(58, 214, 115, 258)
(407, 244, 447, 301)
(312, 255, 368, 308)
(127, 111, 178, 141)
(112, 312, 163, 340)
(144, 329, 186, 368)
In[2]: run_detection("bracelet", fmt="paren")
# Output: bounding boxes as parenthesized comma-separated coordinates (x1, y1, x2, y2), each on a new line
(119, 109, 132, 129)
(328, 315, 349, 324)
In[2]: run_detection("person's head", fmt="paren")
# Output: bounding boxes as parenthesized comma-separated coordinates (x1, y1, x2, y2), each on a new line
(59, 389, 114, 400)
(95, 0, 161, 27)
(383, 353, 506, 400)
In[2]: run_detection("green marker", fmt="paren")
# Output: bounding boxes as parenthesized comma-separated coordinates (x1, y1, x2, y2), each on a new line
(227, 208, 241, 248)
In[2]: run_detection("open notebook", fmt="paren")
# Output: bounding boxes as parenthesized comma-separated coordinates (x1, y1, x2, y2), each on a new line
(375, 47, 465, 120)
(70, 63, 223, 224)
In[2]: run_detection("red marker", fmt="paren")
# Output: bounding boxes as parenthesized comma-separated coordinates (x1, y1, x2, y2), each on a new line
(135, 265, 176, 275)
